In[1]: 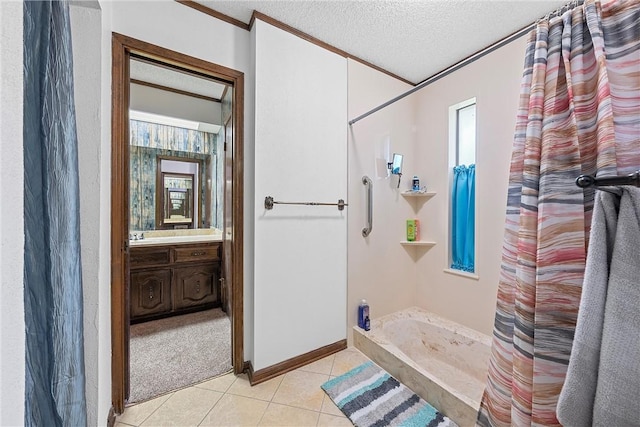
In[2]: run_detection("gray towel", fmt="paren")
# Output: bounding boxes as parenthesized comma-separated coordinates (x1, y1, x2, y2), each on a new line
(557, 187, 640, 427)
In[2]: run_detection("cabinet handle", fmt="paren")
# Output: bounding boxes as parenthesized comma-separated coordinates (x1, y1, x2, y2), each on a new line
(191, 251, 206, 256)
(196, 281, 201, 293)
(149, 286, 154, 300)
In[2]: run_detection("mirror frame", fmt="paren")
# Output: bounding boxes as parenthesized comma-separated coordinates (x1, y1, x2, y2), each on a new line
(155, 155, 203, 229)
(159, 172, 194, 228)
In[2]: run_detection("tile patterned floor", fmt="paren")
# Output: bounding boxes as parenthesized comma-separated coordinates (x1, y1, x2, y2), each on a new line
(116, 347, 371, 426)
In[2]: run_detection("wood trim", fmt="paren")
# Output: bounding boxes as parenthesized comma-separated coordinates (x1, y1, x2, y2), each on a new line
(107, 407, 116, 427)
(173, 1, 413, 85)
(111, 32, 245, 412)
(111, 33, 129, 414)
(175, 0, 250, 31)
(116, 33, 244, 83)
(232, 73, 245, 374)
(250, 11, 414, 86)
(249, 340, 347, 385)
(130, 79, 221, 103)
(250, 11, 346, 57)
(245, 361, 255, 383)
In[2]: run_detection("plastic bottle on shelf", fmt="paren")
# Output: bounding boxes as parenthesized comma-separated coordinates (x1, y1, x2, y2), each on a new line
(358, 299, 370, 331)
(412, 176, 420, 191)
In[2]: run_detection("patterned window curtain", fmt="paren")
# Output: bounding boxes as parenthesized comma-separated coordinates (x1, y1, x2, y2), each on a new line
(477, 0, 640, 426)
(451, 164, 475, 272)
(23, 1, 87, 425)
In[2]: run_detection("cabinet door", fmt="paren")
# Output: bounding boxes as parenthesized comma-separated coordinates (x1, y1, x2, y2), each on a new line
(130, 269, 172, 319)
(173, 264, 219, 310)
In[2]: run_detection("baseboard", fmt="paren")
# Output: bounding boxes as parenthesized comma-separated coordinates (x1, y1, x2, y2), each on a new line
(107, 406, 116, 427)
(245, 360, 255, 383)
(249, 339, 347, 385)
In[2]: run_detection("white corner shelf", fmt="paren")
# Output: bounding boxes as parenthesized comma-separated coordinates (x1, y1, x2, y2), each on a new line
(401, 191, 436, 198)
(400, 241, 436, 247)
(401, 192, 436, 259)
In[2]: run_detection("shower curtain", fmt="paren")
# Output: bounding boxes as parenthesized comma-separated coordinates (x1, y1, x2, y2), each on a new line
(23, 1, 87, 425)
(477, 1, 640, 426)
(451, 164, 475, 272)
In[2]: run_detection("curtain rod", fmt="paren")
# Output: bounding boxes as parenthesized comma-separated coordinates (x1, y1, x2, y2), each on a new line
(348, 22, 535, 126)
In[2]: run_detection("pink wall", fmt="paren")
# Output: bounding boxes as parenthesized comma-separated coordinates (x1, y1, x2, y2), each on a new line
(413, 36, 528, 335)
(347, 60, 417, 343)
(348, 35, 528, 337)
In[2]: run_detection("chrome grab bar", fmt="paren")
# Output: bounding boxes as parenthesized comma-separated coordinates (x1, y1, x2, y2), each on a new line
(362, 176, 373, 237)
(264, 196, 347, 211)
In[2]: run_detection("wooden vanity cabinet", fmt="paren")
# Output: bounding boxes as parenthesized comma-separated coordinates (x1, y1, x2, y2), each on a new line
(173, 264, 218, 310)
(129, 242, 221, 323)
(130, 269, 172, 318)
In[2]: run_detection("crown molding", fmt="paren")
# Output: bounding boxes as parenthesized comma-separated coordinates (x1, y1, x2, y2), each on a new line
(174, 0, 414, 86)
(175, 0, 250, 31)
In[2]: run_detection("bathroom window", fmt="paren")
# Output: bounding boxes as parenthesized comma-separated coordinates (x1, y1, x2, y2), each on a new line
(447, 98, 476, 276)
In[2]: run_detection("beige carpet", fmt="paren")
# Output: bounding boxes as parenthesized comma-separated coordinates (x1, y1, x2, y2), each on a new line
(129, 308, 232, 403)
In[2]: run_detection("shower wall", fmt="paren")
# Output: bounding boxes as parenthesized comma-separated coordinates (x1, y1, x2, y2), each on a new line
(347, 59, 418, 344)
(348, 35, 530, 337)
(413, 36, 528, 335)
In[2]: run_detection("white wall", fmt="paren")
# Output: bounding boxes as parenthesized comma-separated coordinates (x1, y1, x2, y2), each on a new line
(0, 2, 25, 425)
(413, 36, 528, 335)
(252, 19, 348, 370)
(97, 3, 114, 423)
(346, 60, 418, 344)
(70, 3, 103, 426)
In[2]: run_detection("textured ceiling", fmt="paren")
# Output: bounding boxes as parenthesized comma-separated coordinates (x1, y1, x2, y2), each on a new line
(195, 0, 568, 84)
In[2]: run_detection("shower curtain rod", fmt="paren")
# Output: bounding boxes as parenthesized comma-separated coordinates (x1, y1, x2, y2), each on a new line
(576, 171, 640, 188)
(349, 0, 586, 126)
(348, 23, 536, 126)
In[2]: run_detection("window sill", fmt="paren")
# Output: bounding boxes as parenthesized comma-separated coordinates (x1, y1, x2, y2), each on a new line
(443, 268, 479, 280)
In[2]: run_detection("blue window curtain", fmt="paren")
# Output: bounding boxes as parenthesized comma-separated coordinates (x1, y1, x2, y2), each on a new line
(23, 1, 87, 425)
(451, 164, 475, 272)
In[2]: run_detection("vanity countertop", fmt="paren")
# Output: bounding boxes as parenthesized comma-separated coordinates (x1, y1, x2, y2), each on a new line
(129, 234, 223, 247)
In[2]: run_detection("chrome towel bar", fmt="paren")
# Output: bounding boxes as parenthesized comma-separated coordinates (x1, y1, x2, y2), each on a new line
(264, 196, 347, 211)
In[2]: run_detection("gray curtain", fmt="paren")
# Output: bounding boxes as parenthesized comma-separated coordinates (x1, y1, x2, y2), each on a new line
(23, 1, 87, 425)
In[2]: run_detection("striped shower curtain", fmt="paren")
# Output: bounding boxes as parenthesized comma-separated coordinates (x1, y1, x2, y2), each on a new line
(477, 1, 640, 426)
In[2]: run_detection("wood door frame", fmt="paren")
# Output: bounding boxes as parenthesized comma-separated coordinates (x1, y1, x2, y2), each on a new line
(111, 32, 244, 413)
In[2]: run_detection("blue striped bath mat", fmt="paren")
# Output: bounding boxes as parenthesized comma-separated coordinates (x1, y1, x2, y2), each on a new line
(321, 361, 457, 427)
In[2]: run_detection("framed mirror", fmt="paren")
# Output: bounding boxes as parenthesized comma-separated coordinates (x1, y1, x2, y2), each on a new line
(128, 55, 229, 234)
(160, 172, 194, 228)
(391, 153, 403, 175)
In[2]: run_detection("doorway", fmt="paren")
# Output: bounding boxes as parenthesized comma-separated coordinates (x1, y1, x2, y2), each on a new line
(110, 33, 244, 413)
